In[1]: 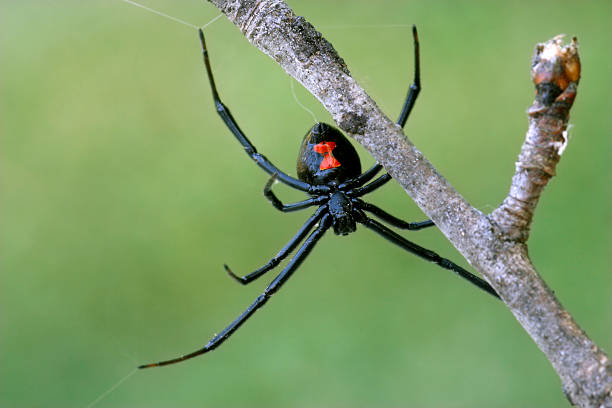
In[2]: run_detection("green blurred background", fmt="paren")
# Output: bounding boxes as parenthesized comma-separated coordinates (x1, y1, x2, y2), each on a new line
(2, 1, 611, 407)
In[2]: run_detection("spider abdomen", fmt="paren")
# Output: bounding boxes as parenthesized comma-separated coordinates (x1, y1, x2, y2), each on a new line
(296, 123, 361, 185)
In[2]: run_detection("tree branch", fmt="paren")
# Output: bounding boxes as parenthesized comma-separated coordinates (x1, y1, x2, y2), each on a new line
(206, 1, 612, 406)
(491, 35, 581, 242)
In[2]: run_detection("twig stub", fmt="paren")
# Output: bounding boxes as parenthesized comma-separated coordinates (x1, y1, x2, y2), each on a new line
(492, 36, 581, 242)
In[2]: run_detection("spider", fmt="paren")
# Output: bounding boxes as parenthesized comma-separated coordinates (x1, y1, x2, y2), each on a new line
(139, 26, 499, 369)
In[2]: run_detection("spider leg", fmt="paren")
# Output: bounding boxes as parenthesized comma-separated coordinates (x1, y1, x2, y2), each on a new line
(139, 214, 332, 369)
(349, 173, 392, 197)
(353, 198, 434, 230)
(264, 174, 328, 212)
(354, 210, 499, 299)
(225, 206, 327, 285)
(198, 30, 312, 193)
(341, 164, 383, 190)
(344, 25, 422, 189)
(397, 25, 421, 128)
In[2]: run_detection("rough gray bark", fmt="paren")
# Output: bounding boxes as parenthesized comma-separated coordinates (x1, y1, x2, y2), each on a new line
(206, 1, 612, 406)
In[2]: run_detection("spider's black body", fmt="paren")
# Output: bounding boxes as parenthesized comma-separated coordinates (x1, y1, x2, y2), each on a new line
(139, 27, 499, 370)
(298, 122, 362, 235)
(297, 123, 361, 185)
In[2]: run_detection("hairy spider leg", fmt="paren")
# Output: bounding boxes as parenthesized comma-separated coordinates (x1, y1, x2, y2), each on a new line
(352, 199, 434, 230)
(263, 174, 328, 212)
(225, 205, 328, 285)
(139, 214, 333, 369)
(354, 210, 499, 299)
(198, 29, 315, 193)
(347, 25, 422, 189)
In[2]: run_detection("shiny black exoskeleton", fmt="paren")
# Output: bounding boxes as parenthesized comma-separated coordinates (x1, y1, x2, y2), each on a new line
(298, 122, 362, 235)
(139, 27, 499, 370)
(297, 122, 361, 185)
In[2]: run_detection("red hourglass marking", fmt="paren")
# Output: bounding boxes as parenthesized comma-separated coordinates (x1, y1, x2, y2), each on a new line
(313, 141, 341, 170)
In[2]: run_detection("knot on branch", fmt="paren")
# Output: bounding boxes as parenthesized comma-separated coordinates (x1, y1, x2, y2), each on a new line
(492, 35, 580, 242)
(339, 112, 368, 135)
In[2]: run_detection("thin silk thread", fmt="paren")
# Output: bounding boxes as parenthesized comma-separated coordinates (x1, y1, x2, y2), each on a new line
(290, 78, 318, 123)
(119, 0, 222, 31)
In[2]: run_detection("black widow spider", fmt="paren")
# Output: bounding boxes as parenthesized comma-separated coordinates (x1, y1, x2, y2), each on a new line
(139, 26, 499, 369)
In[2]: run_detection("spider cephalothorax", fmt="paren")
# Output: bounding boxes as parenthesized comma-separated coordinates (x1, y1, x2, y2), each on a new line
(139, 26, 499, 370)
